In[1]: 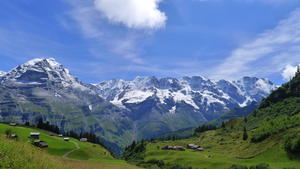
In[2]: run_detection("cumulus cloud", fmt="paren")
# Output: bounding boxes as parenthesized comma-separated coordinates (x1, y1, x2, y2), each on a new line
(94, 0, 167, 29)
(212, 9, 300, 80)
(282, 64, 299, 81)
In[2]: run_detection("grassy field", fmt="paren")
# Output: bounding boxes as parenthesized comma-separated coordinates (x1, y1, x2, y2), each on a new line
(138, 127, 300, 169)
(0, 123, 142, 169)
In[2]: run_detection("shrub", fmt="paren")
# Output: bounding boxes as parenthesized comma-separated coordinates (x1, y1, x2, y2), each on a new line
(4, 129, 12, 138)
(284, 133, 300, 154)
(249, 163, 269, 169)
(228, 164, 248, 169)
(228, 163, 270, 169)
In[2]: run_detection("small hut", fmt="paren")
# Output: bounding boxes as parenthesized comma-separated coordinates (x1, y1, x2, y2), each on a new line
(9, 123, 17, 126)
(195, 147, 204, 151)
(187, 144, 200, 149)
(173, 146, 186, 151)
(30, 132, 40, 139)
(33, 140, 48, 148)
(80, 138, 88, 142)
(162, 145, 185, 151)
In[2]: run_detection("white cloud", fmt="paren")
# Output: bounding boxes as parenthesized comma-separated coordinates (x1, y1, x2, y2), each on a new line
(282, 64, 299, 81)
(212, 9, 300, 80)
(65, 0, 150, 64)
(94, 0, 167, 29)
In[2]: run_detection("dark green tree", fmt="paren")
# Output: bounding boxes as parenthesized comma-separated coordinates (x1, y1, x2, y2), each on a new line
(243, 127, 248, 141)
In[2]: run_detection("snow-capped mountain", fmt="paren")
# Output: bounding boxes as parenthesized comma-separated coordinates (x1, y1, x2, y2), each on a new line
(0, 58, 277, 154)
(1, 58, 89, 91)
(0, 58, 132, 155)
(94, 76, 276, 120)
(92, 76, 276, 140)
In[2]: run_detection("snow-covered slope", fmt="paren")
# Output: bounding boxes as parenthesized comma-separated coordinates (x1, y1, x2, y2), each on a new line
(0, 71, 6, 77)
(1, 58, 89, 90)
(94, 76, 277, 122)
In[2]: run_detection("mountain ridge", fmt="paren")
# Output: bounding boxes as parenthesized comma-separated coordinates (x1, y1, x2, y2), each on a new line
(0, 58, 277, 155)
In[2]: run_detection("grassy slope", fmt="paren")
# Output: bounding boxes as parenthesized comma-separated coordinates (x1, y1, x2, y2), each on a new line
(0, 123, 141, 169)
(141, 126, 300, 169)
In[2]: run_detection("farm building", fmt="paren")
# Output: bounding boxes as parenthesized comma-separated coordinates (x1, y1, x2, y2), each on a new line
(58, 134, 63, 137)
(187, 144, 204, 151)
(30, 132, 40, 139)
(195, 147, 204, 151)
(80, 138, 88, 142)
(187, 144, 200, 149)
(64, 137, 70, 141)
(33, 140, 48, 148)
(162, 145, 185, 151)
(9, 123, 17, 126)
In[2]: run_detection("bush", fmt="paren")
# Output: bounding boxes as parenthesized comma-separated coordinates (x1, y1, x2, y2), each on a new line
(228, 163, 269, 169)
(284, 133, 300, 154)
(249, 163, 269, 169)
(5, 129, 12, 138)
(228, 164, 248, 169)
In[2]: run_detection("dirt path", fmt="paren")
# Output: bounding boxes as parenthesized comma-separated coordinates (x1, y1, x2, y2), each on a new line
(63, 141, 80, 158)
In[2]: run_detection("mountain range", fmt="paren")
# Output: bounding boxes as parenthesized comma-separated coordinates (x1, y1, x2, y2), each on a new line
(0, 58, 277, 155)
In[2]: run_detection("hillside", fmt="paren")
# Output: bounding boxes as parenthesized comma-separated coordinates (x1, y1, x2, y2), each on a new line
(0, 123, 142, 169)
(123, 121, 300, 169)
(122, 73, 300, 169)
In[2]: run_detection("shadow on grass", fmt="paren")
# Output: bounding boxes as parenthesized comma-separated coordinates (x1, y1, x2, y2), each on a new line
(287, 152, 300, 162)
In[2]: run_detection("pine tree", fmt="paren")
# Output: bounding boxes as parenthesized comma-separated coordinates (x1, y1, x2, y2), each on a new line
(244, 117, 248, 123)
(243, 127, 248, 141)
(221, 122, 226, 128)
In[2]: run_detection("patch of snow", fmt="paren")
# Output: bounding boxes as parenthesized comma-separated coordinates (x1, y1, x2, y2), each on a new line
(54, 93, 61, 98)
(123, 90, 153, 104)
(156, 89, 171, 104)
(24, 58, 44, 66)
(46, 58, 61, 68)
(110, 98, 127, 109)
(201, 91, 225, 105)
(88, 105, 93, 111)
(169, 106, 176, 114)
(172, 91, 199, 109)
(239, 96, 253, 107)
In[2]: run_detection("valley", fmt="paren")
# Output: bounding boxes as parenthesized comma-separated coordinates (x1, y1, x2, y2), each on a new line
(0, 58, 276, 155)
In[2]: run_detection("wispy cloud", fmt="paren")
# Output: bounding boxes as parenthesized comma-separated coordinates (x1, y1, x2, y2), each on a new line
(212, 8, 300, 80)
(64, 0, 164, 64)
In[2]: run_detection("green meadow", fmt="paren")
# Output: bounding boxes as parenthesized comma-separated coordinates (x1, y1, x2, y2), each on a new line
(0, 123, 142, 169)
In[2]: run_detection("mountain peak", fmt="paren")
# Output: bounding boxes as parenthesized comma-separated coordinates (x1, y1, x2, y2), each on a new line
(1, 58, 87, 90)
(23, 58, 65, 71)
(0, 71, 6, 76)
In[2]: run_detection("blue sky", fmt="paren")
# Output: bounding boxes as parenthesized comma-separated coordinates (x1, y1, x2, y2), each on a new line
(1, 0, 300, 84)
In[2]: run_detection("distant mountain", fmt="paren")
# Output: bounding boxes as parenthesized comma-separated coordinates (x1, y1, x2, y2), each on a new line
(0, 58, 277, 155)
(93, 76, 276, 139)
